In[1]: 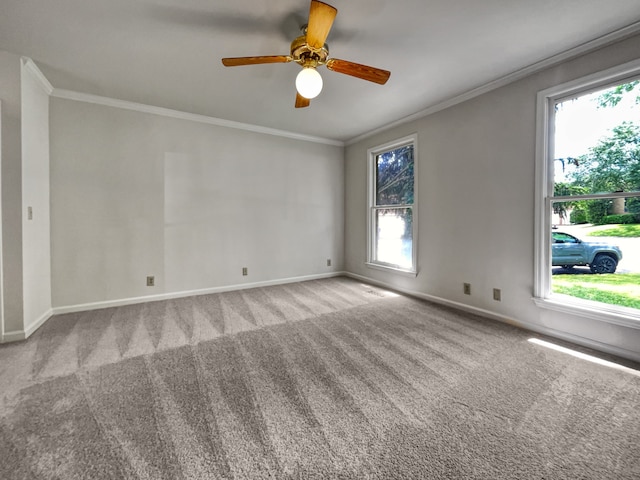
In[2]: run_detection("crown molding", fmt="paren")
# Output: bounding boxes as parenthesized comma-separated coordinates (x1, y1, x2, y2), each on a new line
(346, 21, 640, 146)
(24, 16, 640, 151)
(20, 57, 54, 95)
(51, 88, 344, 147)
(22, 55, 343, 146)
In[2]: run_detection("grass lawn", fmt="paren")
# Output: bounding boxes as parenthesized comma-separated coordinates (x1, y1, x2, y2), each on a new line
(587, 224, 640, 237)
(552, 273, 640, 309)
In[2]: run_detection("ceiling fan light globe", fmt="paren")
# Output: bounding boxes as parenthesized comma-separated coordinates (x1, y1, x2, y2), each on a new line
(296, 67, 323, 99)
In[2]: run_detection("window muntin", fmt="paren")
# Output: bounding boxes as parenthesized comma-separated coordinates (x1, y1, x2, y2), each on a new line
(368, 135, 417, 274)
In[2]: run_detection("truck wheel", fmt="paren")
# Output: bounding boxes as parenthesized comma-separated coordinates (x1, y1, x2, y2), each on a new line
(589, 254, 617, 274)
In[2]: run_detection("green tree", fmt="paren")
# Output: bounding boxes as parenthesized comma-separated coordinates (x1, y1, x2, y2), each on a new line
(597, 80, 640, 108)
(376, 145, 414, 237)
(376, 145, 414, 205)
(567, 122, 640, 194)
(557, 80, 640, 225)
(585, 199, 613, 225)
(553, 182, 586, 223)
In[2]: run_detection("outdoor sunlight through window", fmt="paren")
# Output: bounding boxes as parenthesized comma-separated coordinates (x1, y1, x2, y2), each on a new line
(537, 71, 640, 321)
(367, 134, 417, 274)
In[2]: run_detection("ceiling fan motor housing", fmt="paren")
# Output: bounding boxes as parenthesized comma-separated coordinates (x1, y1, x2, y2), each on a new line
(290, 34, 329, 68)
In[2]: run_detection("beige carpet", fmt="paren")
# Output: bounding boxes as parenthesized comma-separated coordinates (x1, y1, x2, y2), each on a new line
(1, 277, 639, 479)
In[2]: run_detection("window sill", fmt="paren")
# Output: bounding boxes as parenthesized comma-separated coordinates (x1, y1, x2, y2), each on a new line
(533, 294, 640, 329)
(365, 262, 418, 278)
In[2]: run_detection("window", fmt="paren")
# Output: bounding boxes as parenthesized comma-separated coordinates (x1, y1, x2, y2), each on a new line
(367, 134, 417, 274)
(535, 59, 640, 326)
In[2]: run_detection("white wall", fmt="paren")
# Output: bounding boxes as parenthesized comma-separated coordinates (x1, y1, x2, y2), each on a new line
(21, 58, 52, 333)
(0, 100, 3, 338)
(344, 34, 640, 361)
(0, 50, 24, 338)
(50, 98, 344, 308)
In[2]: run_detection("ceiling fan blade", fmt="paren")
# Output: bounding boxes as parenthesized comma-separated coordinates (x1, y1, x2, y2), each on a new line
(306, 0, 337, 49)
(325, 58, 390, 85)
(221, 55, 292, 66)
(295, 92, 311, 108)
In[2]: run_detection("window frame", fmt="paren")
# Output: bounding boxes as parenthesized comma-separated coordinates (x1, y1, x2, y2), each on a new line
(534, 58, 640, 328)
(366, 134, 418, 276)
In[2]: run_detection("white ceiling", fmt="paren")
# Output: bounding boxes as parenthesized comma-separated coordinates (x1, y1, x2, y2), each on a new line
(2, 0, 640, 142)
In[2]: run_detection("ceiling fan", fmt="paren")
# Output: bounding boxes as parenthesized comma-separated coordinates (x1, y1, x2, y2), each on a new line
(221, 0, 391, 108)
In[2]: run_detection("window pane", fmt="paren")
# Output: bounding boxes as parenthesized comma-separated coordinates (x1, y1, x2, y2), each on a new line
(374, 208, 413, 268)
(376, 144, 414, 206)
(554, 81, 640, 196)
(551, 200, 640, 310)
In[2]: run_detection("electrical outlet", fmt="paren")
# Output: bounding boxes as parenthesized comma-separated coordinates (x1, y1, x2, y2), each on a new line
(146, 276, 155, 287)
(493, 288, 501, 301)
(463, 283, 471, 295)
(28, 206, 33, 220)
(327, 259, 332, 267)
(242, 267, 248, 276)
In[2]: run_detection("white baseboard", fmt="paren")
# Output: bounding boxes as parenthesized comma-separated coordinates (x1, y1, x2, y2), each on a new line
(1, 329, 26, 343)
(345, 271, 521, 324)
(24, 309, 53, 337)
(1, 308, 54, 343)
(52, 272, 346, 315)
(344, 272, 640, 363)
(12, 271, 640, 363)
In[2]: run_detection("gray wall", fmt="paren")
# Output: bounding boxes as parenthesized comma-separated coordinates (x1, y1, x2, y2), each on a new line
(0, 50, 24, 336)
(344, 34, 640, 360)
(50, 99, 344, 308)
